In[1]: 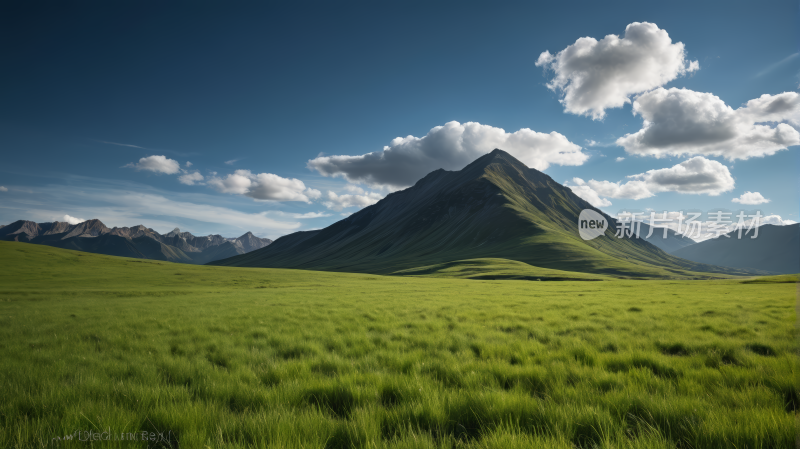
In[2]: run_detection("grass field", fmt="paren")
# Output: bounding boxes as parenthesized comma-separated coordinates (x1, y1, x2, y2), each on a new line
(0, 241, 797, 448)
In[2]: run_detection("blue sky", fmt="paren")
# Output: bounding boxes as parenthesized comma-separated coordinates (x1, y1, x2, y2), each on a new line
(0, 0, 797, 239)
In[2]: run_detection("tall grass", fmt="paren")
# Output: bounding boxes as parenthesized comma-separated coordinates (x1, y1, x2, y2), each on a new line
(0, 242, 796, 448)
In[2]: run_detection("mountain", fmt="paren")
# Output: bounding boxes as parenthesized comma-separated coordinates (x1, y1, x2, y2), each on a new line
(642, 228, 695, 253)
(0, 220, 271, 264)
(211, 149, 746, 278)
(671, 224, 799, 274)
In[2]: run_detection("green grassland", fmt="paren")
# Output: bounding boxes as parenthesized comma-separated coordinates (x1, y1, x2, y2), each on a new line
(0, 241, 797, 448)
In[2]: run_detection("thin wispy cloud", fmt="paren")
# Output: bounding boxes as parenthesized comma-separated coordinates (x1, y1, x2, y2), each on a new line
(0, 175, 304, 238)
(754, 52, 799, 78)
(94, 140, 150, 150)
(266, 211, 332, 219)
(93, 140, 196, 157)
(224, 159, 240, 165)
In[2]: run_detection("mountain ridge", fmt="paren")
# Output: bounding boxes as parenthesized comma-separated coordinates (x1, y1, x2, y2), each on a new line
(0, 220, 272, 264)
(672, 223, 799, 274)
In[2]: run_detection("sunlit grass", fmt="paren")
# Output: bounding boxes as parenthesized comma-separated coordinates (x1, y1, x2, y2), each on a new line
(0, 241, 796, 448)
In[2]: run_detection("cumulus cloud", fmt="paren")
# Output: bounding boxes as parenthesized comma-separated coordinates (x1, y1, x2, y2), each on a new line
(307, 121, 587, 190)
(629, 156, 735, 196)
(185, 161, 193, 167)
(322, 190, 383, 211)
(566, 157, 734, 206)
(178, 171, 205, 186)
(536, 22, 698, 119)
(62, 214, 86, 225)
(125, 155, 181, 174)
(615, 157, 625, 162)
(343, 184, 366, 194)
(305, 188, 322, 200)
(566, 179, 613, 207)
(208, 170, 319, 202)
(577, 178, 653, 200)
(0, 186, 7, 192)
(756, 214, 797, 226)
(740, 92, 800, 127)
(732, 191, 770, 205)
(617, 89, 800, 160)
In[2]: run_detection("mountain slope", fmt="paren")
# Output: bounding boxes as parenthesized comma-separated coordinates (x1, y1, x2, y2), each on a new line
(211, 149, 744, 278)
(672, 224, 799, 274)
(643, 228, 695, 253)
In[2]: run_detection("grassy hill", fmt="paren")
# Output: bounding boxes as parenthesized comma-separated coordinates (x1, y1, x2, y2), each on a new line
(213, 150, 748, 279)
(0, 241, 795, 448)
(393, 258, 610, 281)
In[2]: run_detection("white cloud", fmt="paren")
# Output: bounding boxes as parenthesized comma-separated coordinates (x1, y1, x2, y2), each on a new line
(305, 188, 322, 200)
(586, 140, 598, 147)
(617, 89, 800, 160)
(616, 157, 625, 162)
(566, 179, 613, 208)
(307, 121, 587, 190)
(61, 214, 86, 225)
(0, 186, 7, 192)
(629, 156, 735, 196)
(125, 155, 181, 174)
(291, 211, 330, 219)
(343, 184, 366, 194)
(265, 211, 332, 219)
(208, 170, 318, 202)
(584, 178, 654, 200)
(185, 161, 193, 167)
(322, 190, 383, 211)
(757, 214, 797, 226)
(741, 92, 800, 127)
(208, 171, 251, 195)
(566, 157, 734, 205)
(178, 171, 205, 186)
(732, 191, 770, 205)
(224, 159, 239, 165)
(536, 22, 698, 119)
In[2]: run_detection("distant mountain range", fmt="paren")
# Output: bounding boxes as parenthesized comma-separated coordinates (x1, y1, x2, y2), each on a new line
(671, 223, 799, 274)
(211, 149, 747, 278)
(0, 220, 271, 264)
